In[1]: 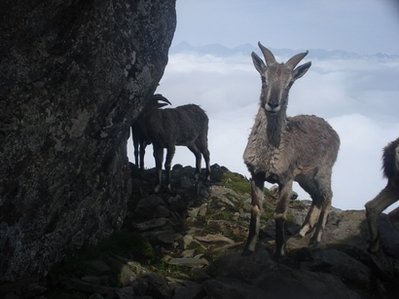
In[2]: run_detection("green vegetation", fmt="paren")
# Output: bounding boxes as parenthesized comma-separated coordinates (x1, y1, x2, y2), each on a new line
(152, 261, 185, 278)
(220, 172, 251, 194)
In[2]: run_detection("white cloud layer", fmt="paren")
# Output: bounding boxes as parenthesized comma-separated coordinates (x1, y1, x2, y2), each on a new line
(128, 52, 399, 211)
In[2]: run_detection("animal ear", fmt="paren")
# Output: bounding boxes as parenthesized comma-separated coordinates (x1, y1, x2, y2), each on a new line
(251, 52, 266, 74)
(293, 61, 311, 80)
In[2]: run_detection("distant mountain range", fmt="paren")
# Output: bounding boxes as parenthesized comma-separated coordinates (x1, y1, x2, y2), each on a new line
(170, 42, 399, 61)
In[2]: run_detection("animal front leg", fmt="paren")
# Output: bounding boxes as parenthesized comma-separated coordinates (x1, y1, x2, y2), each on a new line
(165, 145, 175, 191)
(153, 146, 164, 193)
(274, 180, 293, 257)
(133, 131, 139, 167)
(204, 148, 211, 181)
(243, 173, 264, 255)
(139, 141, 146, 170)
(365, 184, 399, 253)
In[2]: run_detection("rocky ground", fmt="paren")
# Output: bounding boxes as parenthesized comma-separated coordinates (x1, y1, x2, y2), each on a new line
(2, 164, 399, 298)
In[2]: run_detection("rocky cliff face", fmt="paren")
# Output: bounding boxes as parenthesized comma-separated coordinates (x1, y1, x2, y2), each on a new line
(0, 0, 176, 281)
(2, 164, 397, 298)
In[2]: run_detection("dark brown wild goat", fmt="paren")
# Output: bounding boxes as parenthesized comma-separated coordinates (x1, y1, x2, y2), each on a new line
(132, 94, 171, 170)
(365, 137, 399, 253)
(134, 94, 210, 192)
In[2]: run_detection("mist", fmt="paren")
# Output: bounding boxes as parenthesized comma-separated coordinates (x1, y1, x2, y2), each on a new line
(128, 49, 399, 211)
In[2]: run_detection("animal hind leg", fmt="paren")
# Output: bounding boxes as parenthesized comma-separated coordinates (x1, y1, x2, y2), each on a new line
(196, 139, 211, 181)
(153, 145, 164, 193)
(298, 203, 321, 237)
(243, 173, 265, 255)
(308, 174, 333, 246)
(309, 194, 331, 246)
(164, 145, 176, 191)
(365, 184, 399, 253)
(297, 178, 321, 237)
(203, 148, 211, 181)
(188, 144, 202, 182)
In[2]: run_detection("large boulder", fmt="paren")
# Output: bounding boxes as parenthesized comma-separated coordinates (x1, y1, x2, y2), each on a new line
(0, 0, 176, 281)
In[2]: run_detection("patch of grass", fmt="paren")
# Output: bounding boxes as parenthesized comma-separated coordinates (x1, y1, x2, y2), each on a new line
(220, 172, 251, 195)
(260, 198, 275, 221)
(152, 261, 183, 278)
(208, 209, 235, 222)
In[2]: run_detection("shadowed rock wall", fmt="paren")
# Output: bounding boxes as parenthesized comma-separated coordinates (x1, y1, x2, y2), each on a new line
(0, 0, 176, 281)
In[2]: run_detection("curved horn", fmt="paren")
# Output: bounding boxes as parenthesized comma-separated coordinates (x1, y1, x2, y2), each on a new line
(153, 94, 171, 105)
(258, 42, 276, 66)
(286, 51, 309, 69)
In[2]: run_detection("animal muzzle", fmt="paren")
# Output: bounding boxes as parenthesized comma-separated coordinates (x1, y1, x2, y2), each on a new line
(264, 101, 281, 113)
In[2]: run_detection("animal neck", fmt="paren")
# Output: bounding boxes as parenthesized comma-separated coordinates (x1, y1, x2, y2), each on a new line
(265, 106, 287, 147)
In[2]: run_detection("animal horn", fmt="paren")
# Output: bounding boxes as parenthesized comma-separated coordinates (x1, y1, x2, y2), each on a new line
(258, 42, 276, 66)
(153, 94, 171, 105)
(286, 51, 309, 69)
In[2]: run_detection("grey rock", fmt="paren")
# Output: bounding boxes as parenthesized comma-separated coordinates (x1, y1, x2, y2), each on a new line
(167, 194, 188, 212)
(0, 0, 176, 281)
(182, 234, 194, 249)
(88, 294, 105, 299)
(135, 195, 170, 219)
(195, 234, 235, 244)
(134, 218, 170, 232)
(207, 251, 363, 299)
(114, 286, 135, 299)
(168, 257, 209, 268)
(310, 249, 371, 288)
(105, 256, 137, 287)
(84, 260, 112, 275)
(172, 282, 204, 299)
(143, 230, 182, 245)
(209, 185, 241, 208)
(140, 273, 172, 299)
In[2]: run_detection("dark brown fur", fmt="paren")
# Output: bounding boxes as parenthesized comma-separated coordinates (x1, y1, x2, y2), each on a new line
(383, 137, 399, 179)
(140, 100, 211, 192)
(132, 94, 171, 169)
(365, 137, 399, 253)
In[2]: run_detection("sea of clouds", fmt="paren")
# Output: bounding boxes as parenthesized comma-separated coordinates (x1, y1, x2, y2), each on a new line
(128, 48, 399, 211)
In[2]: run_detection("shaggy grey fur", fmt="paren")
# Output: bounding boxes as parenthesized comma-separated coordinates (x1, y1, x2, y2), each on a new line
(243, 43, 340, 257)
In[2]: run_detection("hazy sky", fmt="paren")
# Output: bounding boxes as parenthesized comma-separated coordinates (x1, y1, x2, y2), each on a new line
(128, 1, 399, 211)
(173, 0, 399, 55)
